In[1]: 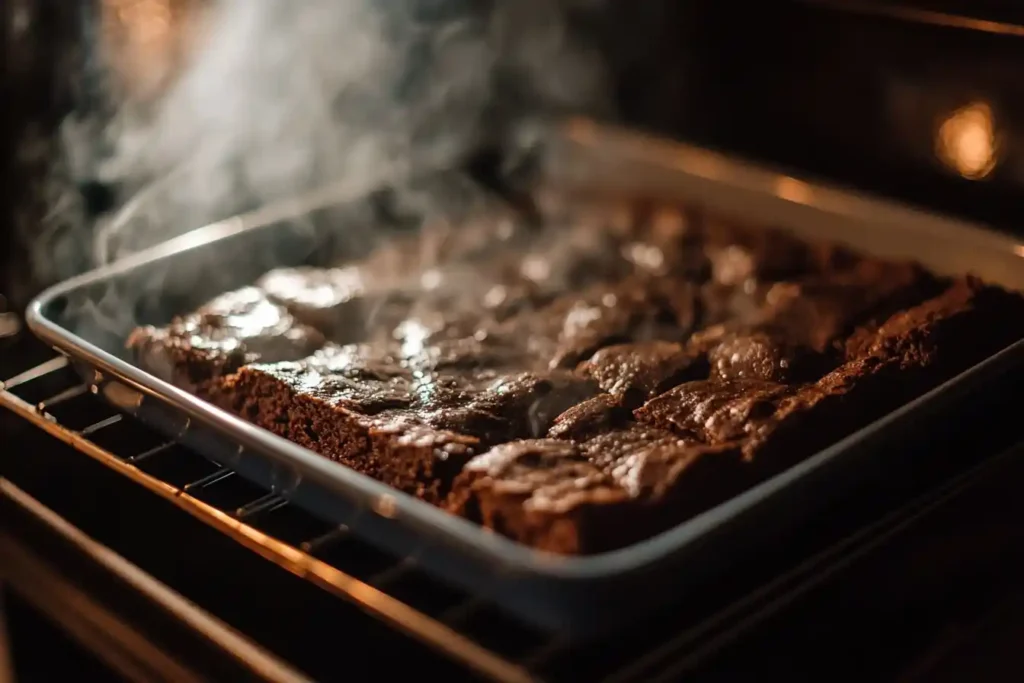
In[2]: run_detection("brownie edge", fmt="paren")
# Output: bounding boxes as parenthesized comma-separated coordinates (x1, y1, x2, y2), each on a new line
(208, 361, 482, 504)
(127, 286, 325, 392)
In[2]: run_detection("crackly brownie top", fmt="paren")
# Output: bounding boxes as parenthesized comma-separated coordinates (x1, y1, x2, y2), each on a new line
(128, 197, 1024, 548)
(195, 205, 893, 428)
(132, 198, 946, 438)
(126, 286, 326, 387)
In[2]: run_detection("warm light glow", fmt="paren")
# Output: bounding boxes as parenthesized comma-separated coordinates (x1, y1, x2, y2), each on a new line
(373, 494, 398, 519)
(105, 0, 173, 46)
(774, 176, 813, 204)
(936, 102, 999, 180)
(0, 313, 19, 340)
(116, 0, 172, 44)
(101, 0, 195, 98)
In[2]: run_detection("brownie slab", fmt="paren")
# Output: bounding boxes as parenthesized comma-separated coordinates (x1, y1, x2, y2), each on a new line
(127, 199, 1024, 555)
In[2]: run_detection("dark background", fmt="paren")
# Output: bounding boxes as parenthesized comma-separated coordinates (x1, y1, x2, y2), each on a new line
(6, 0, 1024, 303)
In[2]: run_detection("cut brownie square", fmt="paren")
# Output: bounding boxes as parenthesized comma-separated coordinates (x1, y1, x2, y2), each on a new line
(546, 394, 634, 441)
(693, 260, 941, 383)
(704, 332, 827, 384)
(642, 277, 1024, 474)
(208, 346, 471, 504)
(256, 266, 370, 342)
(576, 341, 706, 403)
(634, 379, 793, 444)
(127, 286, 324, 392)
(843, 275, 1024, 365)
(208, 343, 600, 503)
(447, 429, 751, 554)
(742, 277, 1024, 469)
(510, 275, 701, 370)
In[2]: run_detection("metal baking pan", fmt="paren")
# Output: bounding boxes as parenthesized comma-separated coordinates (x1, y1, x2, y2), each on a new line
(25, 120, 1024, 639)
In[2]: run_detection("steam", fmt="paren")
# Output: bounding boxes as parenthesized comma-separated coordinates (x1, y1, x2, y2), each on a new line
(75, 0, 613, 266)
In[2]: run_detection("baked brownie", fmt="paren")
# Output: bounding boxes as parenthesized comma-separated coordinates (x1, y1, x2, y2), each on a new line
(546, 394, 634, 441)
(741, 276, 1024, 470)
(256, 266, 370, 342)
(509, 275, 701, 370)
(576, 341, 705, 403)
(207, 342, 600, 503)
(447, 430, 750, 554)
(128, 199, 1024, 554)
(450, 277, 1024, 552)
(127, 286, 325, 392)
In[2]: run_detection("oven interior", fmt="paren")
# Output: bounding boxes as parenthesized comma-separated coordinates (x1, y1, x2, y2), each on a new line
(7, 0, 1024, 680)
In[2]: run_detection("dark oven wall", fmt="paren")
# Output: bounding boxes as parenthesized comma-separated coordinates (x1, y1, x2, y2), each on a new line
(1, 0, 105, 311)
(612, 1, 1024, 231)
(5, 0, 1024, 311)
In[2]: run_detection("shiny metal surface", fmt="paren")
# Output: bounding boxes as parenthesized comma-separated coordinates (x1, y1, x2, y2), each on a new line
(547, 120, 1024, 288)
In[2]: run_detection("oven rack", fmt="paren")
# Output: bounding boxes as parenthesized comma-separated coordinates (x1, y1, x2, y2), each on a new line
(794, 0, 1024, 36)
(0, 477, 317, 682)
(3, 353, 1019, 682)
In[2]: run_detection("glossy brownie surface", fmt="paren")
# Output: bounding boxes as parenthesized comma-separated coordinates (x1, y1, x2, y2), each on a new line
(127, 201, 1024, 553)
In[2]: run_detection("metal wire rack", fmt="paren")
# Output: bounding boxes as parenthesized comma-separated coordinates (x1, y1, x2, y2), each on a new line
(0, 477, 316, 683)
(3, 352, 1020, 682)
